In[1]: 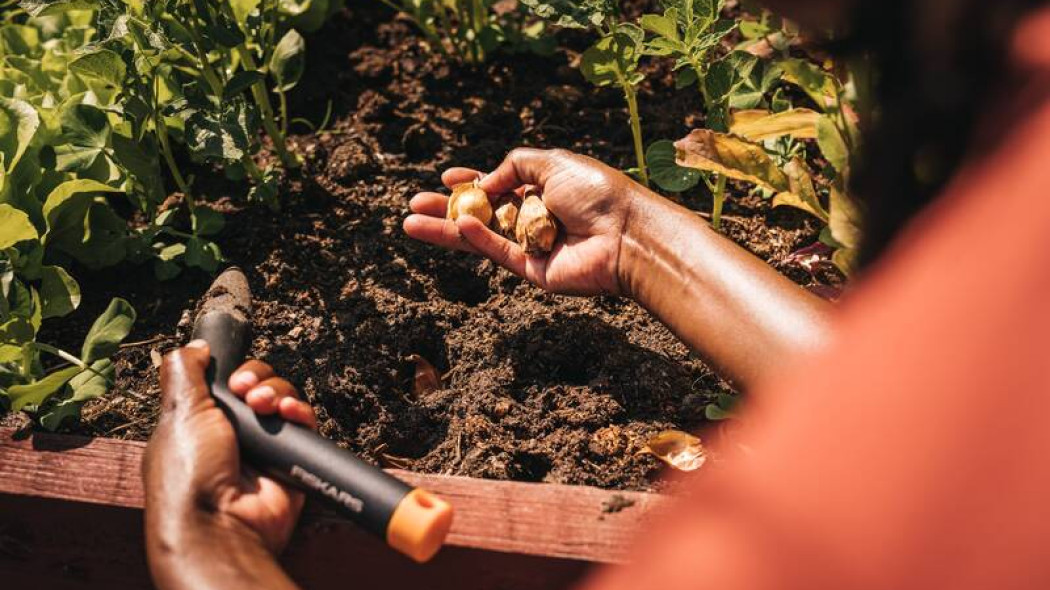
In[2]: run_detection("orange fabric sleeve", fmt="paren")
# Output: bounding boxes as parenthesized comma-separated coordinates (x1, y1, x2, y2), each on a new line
(581, 31, 1050, 590)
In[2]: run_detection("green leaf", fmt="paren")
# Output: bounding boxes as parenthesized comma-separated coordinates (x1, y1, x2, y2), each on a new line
(183, 100, 257, 163)
(0, 204, 38, 249)
(55, 103, 111, 172)
(780, 59, 838, 111)
(704, 403, 732, 420)
(39, 265, 80, 319)
(191, 207, 225, 236)
(229, 0, 262, 24)
(18, 0, 95, 17)
(0, 97, 40, 175)
(519, 0, 614, 29)
(580, 25, 644, 89)
(223, 70, 264, 101)
(184, 237, 222, 272)
(270, 29, 305, 92)
(68, 358, 113, 402)
(7, 365, 81, 411)
(80, 297, 135, 364)
(647, 140, 700, 193)
(70, 49, 127, 89)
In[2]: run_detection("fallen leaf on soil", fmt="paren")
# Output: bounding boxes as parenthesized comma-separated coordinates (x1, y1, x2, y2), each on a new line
(407, 354, 441, 397)
(642, 430, 707, 472)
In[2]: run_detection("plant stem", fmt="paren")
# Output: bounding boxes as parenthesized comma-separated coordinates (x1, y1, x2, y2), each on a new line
(241, 155, 266, 183)
(156, 122, 195, 213)
(277, 86, 289, 135)
(235, 45, 300, 169)
(35, 343, 115, 386)
(711, 174, 727, 230)
(623, 84, 649, 187)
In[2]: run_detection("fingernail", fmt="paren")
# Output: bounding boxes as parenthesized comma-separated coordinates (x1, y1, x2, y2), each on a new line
(186, 339, 208, 349)
(230, 371, 259, 390)
(249, 386, 276, 405)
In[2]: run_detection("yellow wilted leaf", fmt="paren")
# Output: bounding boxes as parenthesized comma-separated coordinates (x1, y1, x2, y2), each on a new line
(730, 108, 820, 142)
(675, 130, 789, 193)
(773, 158, 829, 222)
(829, 184, 862, 250)
(643, 429, 706, 472)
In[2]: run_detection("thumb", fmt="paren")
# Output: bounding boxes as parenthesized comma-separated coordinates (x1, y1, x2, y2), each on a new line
(159, 340, 213, 417)
(479, 147, 557, 195)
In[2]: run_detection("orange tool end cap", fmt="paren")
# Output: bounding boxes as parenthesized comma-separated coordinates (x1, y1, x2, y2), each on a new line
(386, 488, 454, 563)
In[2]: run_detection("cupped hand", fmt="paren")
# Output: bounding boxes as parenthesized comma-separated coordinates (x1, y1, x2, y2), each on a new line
(403, 148, 647, 296)
(143, 341, 316, 557)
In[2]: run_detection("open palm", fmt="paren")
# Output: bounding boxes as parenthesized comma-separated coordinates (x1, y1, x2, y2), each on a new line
(403, 148, 641, 296)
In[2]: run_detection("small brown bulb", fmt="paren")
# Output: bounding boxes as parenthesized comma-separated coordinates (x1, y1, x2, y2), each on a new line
(493, 194, 521, 237)
(515, 194, 558, 255)
(447, 181, 493, 226)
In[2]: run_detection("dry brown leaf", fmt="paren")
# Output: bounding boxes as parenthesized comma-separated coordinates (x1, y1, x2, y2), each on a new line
(643, 429, 707, 472)
(407, 354, 441, 398)
(674, 129, 789, 192)
(730, 108, 821, 142)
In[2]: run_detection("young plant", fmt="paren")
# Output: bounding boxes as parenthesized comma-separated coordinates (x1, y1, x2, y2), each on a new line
(640, 0, 737, 116)
(521, 0, 651, 185)
(380, 0, 554, 64)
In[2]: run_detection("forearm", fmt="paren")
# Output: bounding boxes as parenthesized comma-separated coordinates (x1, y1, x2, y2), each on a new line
(146, 511, 300, 590)
(619, 189, 833, 388)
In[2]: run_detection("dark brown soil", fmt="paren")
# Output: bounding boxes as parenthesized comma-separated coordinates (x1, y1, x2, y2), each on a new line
(12, 2, 834, 491)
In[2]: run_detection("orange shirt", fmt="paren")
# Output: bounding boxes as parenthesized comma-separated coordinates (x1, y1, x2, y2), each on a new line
(584, 11, 1050, 590)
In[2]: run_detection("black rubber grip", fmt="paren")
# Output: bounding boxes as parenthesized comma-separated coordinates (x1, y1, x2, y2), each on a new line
(193, 311, 412, 538)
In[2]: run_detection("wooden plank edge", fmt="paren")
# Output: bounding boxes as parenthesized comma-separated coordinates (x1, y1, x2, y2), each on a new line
(0, 428, 667, 563)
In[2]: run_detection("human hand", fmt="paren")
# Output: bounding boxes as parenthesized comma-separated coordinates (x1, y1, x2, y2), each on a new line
(404, 148, 649, 296)
(143, 341, 315, 590)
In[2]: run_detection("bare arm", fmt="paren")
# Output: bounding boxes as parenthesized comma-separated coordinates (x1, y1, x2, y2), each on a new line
(405, 148, 832, 388)
(619, 187, 832, 385)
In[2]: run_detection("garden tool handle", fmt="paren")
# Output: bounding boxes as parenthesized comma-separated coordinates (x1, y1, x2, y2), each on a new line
(192, 309, 453, 563)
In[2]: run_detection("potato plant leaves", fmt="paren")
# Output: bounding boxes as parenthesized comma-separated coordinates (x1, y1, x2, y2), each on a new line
(80, 297, 135, 364)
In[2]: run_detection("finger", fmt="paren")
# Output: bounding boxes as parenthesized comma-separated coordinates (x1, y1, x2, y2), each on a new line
(278, 397, 317, 430)
(409, 192, 450, 217)
(159, 340, 212, 414)
(245, 376, 299, 415)
(455, 216, 529, 279)
(229, 360, 275, 396)
(403, 214, 480, 254)
(441, 167, 483, 188)
(478, 148, 557, 196)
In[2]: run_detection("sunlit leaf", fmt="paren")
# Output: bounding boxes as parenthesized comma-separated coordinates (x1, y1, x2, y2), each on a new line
(8, 365, 81, 411)
(0, 97, 40, 172)
(643, 429, 706, 472)
(675, 129, 788, 192)
(772, 158, 828, 222)
(270, 29, 305, 92)
(80, 297, 135, 364)
(39, 265, 80, 319)
(730, 108, 820, 142)
(0, 204, 38, 249)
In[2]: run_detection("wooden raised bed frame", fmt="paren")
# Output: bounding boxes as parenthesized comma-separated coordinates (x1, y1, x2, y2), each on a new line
(0, 427, 666, 589)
